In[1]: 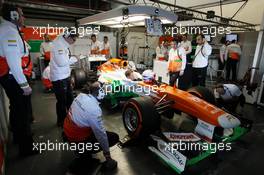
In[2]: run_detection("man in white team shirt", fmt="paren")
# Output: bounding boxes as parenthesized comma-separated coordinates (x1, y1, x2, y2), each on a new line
(192, 34, 212, 87)
(50, 29, 78, 126)
(101, 36, 111, 59)
(167, 40, 186, 87)
(214, 83, 245, 113)
(64, 82, 119, 170)
(89, 34, 101, 55)
(42, 65, 53, 92)
(0, 3, 37, 156)
(40, 33, 53, 67)
(179, 33, 192, 90)
(225, 40, 242, 81)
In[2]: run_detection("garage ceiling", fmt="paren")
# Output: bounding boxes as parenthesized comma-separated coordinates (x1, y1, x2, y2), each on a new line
(3, 0, 111, 21)
(2, 0, 258, 30)
(4, 0, 246, 21)
(109, 0, 246, 9)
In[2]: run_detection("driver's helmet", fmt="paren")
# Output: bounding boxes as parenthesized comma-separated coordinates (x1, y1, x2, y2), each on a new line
(142, 70, 156, 84)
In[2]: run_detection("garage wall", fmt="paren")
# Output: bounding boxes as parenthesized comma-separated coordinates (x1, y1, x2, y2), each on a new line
(71, 32, 117, 57)
(126, 32, 159, 65)
(237, 32, 259, 80)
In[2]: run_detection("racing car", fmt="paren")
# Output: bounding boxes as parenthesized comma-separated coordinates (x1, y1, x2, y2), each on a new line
(97, 58, 251, 174)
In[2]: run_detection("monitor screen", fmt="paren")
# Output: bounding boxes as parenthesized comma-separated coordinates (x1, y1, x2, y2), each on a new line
(204, 34, 211, 42)
(226, 34, 238, 42)
(145, 18, 163, 36)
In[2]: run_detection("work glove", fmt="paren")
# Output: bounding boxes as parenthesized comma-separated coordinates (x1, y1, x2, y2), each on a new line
(103, 158, 118, 170)
(179, 70, 184, 76)
(22, 86, 32, 96)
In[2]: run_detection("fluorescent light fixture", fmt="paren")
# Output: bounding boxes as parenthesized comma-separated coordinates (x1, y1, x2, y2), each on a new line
(78, 5, 178, 28)
(109, 24, 135, 28)
(161, 19, 174, 24)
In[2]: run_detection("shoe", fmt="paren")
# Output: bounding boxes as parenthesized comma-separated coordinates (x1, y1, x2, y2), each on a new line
(68, 157, 100, 174)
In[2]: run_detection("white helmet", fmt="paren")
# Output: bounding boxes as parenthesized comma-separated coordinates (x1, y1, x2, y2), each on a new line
(142, 70, 156, 83)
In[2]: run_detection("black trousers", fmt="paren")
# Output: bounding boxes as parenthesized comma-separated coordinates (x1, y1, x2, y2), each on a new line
(44, 59, 50, 68)
(216, 94, 245, 113)
(178, 63, 192, 90)
(169, 72, 180, 87)
(85, 131, 119, 154)
(192, 67, 207, 87)
(67, 131, 119, 174)
(64, 131, 119, 155)
(217, 59, 225, 77)
(52, 77, 73, 125)
(25, 76, 33, 122)
(0, 74, 33, 152)
(226, 58, 238, 81)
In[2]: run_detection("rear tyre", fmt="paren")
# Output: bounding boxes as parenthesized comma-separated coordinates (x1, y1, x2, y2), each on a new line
(122, 97, 160, 139)
(187, 86, 216, 105)
(186, 86, 215, 124)
(86, 70, 98, 83)
(71, 69, 87, 89)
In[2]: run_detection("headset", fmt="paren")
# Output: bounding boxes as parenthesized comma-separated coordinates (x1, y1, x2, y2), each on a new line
(97, 84, 106, 100)
(10, 10, 19, 21)
(63, 28, 78, 38)
(2, 3, 20, 21)
(64, 29, 71, 38)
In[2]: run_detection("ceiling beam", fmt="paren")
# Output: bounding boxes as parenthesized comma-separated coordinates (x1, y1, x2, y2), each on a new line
(149, 0, 255, 31)
(5, 0, 102, 15)
(187, 0, 247, 10)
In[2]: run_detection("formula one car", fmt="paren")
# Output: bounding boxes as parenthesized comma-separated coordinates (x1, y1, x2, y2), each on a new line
(97, 58, 252, 174)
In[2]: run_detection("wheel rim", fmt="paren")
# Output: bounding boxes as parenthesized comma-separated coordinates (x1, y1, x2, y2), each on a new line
(124, 107, 139, 133)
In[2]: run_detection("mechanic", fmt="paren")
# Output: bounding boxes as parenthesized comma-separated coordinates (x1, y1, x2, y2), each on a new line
(192, 34, 212, 87)
(167, 40, 186, 87)
(125, 69, 142, 81)
(218, 37, 227, 78)
(50, 29, 78, 127)
(0, 3, 37, 156)
(156, 41, 168, 61)
(179, 33, 192, 90)
(42, 65, 53, 93)
(225, 40, 242, 81)
(101, 36, 111, 59)
(21, 32, 33, 80)
(89, 34, 101, 55)
(214, 83, 245, 113)
(63, 82, 119, 169)
(40, 33, 53, 67)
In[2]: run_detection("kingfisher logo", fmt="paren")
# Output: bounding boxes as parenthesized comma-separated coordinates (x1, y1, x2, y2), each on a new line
(163, 132, 201, 142)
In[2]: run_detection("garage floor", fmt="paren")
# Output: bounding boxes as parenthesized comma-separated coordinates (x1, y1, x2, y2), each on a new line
(5, 81, 264, 175)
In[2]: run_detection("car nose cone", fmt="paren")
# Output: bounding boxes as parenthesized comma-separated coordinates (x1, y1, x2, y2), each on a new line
(218, 113, 241, 129)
